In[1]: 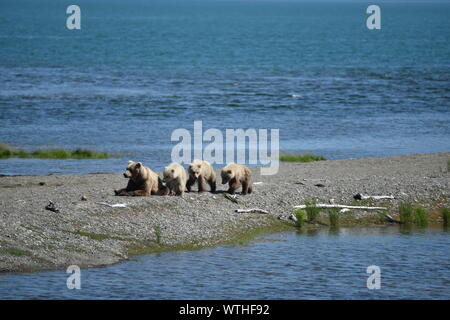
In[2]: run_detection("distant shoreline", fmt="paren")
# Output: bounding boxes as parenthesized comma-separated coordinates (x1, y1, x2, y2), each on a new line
(0, 151, 449, 177)
(0, 152, 449, 273)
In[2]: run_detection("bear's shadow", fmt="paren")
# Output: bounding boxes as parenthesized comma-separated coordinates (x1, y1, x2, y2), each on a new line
(186, 190, 246, 195)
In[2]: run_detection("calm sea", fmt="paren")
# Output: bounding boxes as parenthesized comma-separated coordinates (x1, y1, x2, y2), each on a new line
(0, 0, 449, 175)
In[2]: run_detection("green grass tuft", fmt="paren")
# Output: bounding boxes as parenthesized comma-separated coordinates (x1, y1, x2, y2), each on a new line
(399, 203, 414, 225)
(279, 153, 326, 163)
(1, 247, 32, 257)
(62, 230, 127, 241)
(0, 143, 109, 159)
(154, 225, 162, 245)
(294, 209, 307, 228)
(328, 208, 340, 227)
(399, 203, 429, 226)
(442, 207, 450, 227)
(414, 206, 428, 227)
(305, 200, 321, 223)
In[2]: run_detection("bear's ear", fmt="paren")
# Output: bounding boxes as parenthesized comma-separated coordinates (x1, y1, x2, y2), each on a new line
(227, 170, 232, 174)
(135, 162, 142, 168)
(128, 160, 134, 165)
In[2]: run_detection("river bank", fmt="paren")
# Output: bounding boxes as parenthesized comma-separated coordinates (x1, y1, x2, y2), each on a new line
(0, 153, 449, 273)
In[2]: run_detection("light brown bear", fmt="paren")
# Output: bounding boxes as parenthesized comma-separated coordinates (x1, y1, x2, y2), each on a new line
(186, 159, 216, 193)
(163, 162, 187, 196)
(221, 163, 252, 195)
(114, 161, 169, 196)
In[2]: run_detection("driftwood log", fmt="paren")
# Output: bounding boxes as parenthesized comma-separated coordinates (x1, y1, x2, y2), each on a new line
(96, 202, 127, 208)
(224, 194, 239, 204)
(384, 213, 402, 224)
(294, 204, 387, 210)
(235, 208, 269, 214)
(354, 193, 395, 200)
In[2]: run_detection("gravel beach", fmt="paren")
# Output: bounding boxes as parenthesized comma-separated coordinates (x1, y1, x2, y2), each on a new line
(0, 153, 449, 273)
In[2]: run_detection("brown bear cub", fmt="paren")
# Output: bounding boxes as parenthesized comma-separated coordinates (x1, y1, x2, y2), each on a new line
(163, 162, 187, 196)
(186, 159, 216, 193)
(115, 161, 169, 196)
(221, 163, 252, 195)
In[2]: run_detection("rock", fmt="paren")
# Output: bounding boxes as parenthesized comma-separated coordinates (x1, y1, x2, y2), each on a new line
(314, 183, 325, 188)
(354, 193, 363, 200)
(45, 200, 60, 213)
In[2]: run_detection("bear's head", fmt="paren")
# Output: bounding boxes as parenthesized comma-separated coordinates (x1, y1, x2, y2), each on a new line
(221, 168, 234, 184)
(163, 164, 178, 183)
(123, 160, 145, 181)
(188, 162, 202, 178)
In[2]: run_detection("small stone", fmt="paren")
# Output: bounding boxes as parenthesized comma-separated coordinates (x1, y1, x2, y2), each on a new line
(315, 183, 325, 188)
(353, 193, 363, 200)
(81, 195, 87, 201)
(45, 200, 60, 213)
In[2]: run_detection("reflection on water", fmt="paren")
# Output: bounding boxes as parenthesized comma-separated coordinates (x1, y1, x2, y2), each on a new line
(0, 226, 449, 300)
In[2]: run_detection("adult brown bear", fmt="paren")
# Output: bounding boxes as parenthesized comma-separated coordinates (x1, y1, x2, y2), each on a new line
(114, 161, 169, 196)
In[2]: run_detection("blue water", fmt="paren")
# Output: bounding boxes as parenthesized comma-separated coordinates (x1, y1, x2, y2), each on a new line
(0, 227, 449, 300)
(1, 0, 450, 175)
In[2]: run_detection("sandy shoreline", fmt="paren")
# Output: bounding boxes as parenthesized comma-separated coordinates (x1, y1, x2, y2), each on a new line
(0, 152, 449, 273)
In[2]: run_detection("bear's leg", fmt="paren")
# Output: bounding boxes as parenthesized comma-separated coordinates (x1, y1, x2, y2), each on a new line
(241, 180, 249, 195)
(175, 186, 184, 196)
(116, 189, 146, 196)
(227, 179, 240, 195)
(115, 188, 127, 196)
(243, 177, 253, 195)
(164, 181, 174, 196)
(154, 186, 170, 196)
(174, 179, 184, 196)
(186, 175, 196, 192)
(154, 178, 169, 196)
(197, 176, 206, 193)
(208, 177, 216, 193)
(115, 178, 138, 196)
(129, 189, 150, 196)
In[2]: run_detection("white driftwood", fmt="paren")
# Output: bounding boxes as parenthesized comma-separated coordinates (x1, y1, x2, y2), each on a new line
(354, 193, 394, 200)
(384, 214, 402, 224)
(224, 194, 239, 203)
(96, 202, 127, 208)
(294, 204, 387, 210)
(235, 208, 269, 214)
(253, 182, 263, 185)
